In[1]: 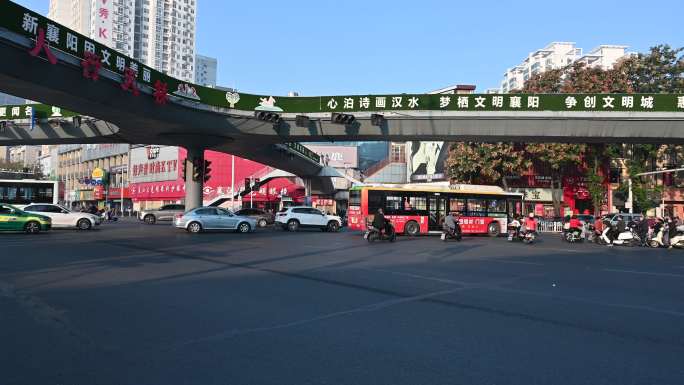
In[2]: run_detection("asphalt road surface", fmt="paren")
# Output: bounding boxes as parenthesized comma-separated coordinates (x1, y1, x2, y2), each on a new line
(2, 219, 684, 385)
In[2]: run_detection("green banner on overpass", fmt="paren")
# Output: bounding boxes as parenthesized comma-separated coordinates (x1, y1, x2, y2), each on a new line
(0, 104, 77, 120)
(2, 0, 684, 115)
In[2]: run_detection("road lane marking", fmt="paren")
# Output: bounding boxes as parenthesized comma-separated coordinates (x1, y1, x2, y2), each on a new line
(483, 286, 684, 318)
(602, 268, 684, 279)
(166, 286, 470, 350)
(489, 259, 544, 266)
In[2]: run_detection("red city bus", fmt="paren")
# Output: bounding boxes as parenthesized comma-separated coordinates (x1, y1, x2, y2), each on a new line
(347, 184, 524, 236)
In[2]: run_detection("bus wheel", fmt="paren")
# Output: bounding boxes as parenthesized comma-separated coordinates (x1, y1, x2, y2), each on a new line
(487, 222, 500, 237)
(404, 221, 420, 236)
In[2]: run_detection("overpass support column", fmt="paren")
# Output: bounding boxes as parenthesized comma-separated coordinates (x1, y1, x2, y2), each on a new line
(303, 177, 312, 206)
(184, 147, 204, 211)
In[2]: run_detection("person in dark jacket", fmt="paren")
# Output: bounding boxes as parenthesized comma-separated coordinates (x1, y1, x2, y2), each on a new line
(662, 217, 671, 247)
(637, 218, 650, 246)
(372, 208, 391, 235)
(668, 218, 678, 249)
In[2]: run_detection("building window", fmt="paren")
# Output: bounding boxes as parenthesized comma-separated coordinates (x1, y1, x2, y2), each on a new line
(390, 143, 405, 163)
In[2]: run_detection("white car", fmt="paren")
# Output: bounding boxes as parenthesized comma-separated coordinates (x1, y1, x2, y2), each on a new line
(22, 203, 101, 230)
(275, 206, 342, 232)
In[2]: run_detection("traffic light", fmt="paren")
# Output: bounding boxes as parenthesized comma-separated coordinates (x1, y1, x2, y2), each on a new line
(254, 111, 282, 124)
(295, 115, 310, 127)
(370, 113, 385, 126)
(203, 159, 212, 183)
(244, 177, 251, 192)
(181, 158, 187, 180)
(192, 157, 202, 182)
(0, 121, 6, 133)
(331, 112, 355, 125)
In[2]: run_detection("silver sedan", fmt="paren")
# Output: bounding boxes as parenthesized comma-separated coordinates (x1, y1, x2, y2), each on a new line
(174, 207, 257, 233)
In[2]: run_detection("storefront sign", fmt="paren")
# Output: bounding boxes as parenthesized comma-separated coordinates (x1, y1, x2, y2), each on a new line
(509, 187, 560, 202)
(130, 146, 179, 183)
(93, 185, 104, 200)
(91, 167, 105, 182)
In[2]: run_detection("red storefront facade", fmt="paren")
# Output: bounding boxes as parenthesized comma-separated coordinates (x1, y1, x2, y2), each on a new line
(129, 147, 305, 211)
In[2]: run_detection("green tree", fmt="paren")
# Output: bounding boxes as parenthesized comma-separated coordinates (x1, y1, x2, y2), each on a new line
(618, 45, 684, 93)
(445, 142, 530, 186)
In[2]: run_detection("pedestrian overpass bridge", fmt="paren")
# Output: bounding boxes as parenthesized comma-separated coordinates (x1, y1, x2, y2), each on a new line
(2, 0, 684, 207)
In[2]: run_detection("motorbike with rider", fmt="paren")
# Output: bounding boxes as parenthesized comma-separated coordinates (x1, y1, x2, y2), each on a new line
(508, 213, 537, 244)
(441, 211, 462, 241)
(563, 215, 583, 243)
(365, 208, 396, 243)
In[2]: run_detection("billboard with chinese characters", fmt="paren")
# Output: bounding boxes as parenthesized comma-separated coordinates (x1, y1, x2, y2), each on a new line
(92, 0, 112, 47)
(3, 0, 684, 115)
(130, 146, 180, 183)
(407, 141, 449, 182)
(304, 145, 358, 168)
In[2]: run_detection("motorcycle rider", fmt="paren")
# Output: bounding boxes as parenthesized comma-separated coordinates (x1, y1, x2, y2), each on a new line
(601, 216, 615, 246)
(613, 216, 626, 244)
(444, 211, 460, 237)
(565, 215, 582, 240)
(636, 217, 650, 247)
(372, 208, 390, 236)
(523, 213, 538, 235)
(668, 217, 678, 249)
(508, 215, 521, 240)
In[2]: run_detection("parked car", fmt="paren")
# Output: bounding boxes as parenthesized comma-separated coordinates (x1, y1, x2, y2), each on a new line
(275, 206, 342, 232)
(138, 204, 185, 224)
(234, 208, 275, 228)
(23, 203, 101, 230)
(0, 203, 51, 233)
(174, 207, 257, 233)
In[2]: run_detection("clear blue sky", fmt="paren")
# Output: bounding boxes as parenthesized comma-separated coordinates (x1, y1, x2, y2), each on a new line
(14, 0, 684, 95)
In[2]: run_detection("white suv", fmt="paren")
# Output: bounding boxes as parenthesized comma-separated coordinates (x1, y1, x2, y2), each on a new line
(275, 206, 342, 232)
(23, 203, 101, 230)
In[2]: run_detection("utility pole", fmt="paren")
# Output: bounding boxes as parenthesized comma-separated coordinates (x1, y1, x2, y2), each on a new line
(230, 154, 235, 210)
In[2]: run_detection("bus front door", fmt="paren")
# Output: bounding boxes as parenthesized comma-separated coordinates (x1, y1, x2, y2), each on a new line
(428, 196, 447, 231)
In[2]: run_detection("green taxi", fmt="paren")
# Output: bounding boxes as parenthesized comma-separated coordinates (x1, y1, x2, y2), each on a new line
(0, 203, 52, 233)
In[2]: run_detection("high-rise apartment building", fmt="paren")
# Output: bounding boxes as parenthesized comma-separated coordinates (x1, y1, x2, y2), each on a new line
(48, 0, 135, 56)
(195, 54, 217, 87)
(133, 0, 196, 82)
(500, 42, 630, 93)
(49, 0, 196, 82)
